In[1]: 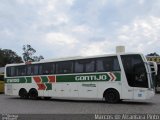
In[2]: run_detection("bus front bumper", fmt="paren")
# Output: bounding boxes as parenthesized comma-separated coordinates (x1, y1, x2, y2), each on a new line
(133, 88, 155, 100)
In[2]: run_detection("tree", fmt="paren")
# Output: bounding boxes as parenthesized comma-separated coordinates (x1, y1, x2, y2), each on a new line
(0, 49, 23, 67)
(22, 44, 44, 62)
(147, 52, 159, 56)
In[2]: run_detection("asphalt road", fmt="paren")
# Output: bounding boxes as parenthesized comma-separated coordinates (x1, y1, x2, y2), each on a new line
(0, 94, 160, 115)
(0, 94, 160, 114)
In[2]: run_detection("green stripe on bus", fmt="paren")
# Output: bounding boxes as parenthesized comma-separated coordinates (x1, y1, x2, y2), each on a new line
(114, 73, 121, 81)
(57, 72, 121, 82)
(57, 75, 75, 82)
(6, 77, 32, 83)
(5, 72, 121, 83)
(41, 76, 48, 83)
(45, 83, 52, 90)
(26, 77, 32, 83)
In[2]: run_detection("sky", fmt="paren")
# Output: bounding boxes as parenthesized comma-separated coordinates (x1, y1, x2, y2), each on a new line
(0, 0, 160, 59)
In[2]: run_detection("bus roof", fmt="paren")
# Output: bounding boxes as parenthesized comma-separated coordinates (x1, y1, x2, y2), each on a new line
(5, 52, 143, 67)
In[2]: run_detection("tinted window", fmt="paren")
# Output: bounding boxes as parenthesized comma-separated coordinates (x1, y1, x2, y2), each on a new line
(16, 66, 26, 76)
(56, 61, 73, 74)
(86, 60, 95, 72)
(7, 67, 16, 77)
(6, 67, 11, 77)
(96, 57, 120, 72)
(10, 67, 16, 77)
(27, 64, 39, 75)
(75, 60, 84, 73)
(39, 63, 55, 75)
(27, 65, 34, 75)
(74, 59, 95, 73)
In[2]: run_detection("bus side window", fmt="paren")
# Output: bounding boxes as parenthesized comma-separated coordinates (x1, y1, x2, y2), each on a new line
(27, 65, 34, 75)
(113, 58, 120, 71)
(51, 63, 55, 74)
(56, 61, 73, 74)
(34, 65, 39, 75)
(96, 57, 120, 72)
(27, 65, 38, 75)
(10, 67, 16, 77)
(103, 60, 112, 71)
(96, 59, 104, 72)
(75, 60, 84, 73)
(85, 59, 95, 72)
(74, 59, 95, 73)
(6, 67, 11, 77)
(40, 63, 55, 75)
(17, 66, 26, 76)
(97, 58, 112, 72)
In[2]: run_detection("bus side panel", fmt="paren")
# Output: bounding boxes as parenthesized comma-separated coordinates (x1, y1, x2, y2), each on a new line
(62, 83, 79, 98)
(5, 83, 39, 96)
(48, 83, 56, 97)
(78, 82, 97, 98)
(68, 83, 79, 97)
(49, 82, 97, 98)
(5, 84, 13, 95)
(97, 81, 122, 99)
(121, 84, 134, 100)
(5, 84, 25, 96)
(121, 73, 134, 100)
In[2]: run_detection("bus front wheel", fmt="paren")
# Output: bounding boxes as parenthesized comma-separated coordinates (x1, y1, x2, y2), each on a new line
(104, 89, 120, 103)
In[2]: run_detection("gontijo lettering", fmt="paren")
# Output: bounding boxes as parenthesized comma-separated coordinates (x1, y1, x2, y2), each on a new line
(75, 75, 108, 81)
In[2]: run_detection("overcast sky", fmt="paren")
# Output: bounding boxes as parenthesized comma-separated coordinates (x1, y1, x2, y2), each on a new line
(0, 0, 160, 59)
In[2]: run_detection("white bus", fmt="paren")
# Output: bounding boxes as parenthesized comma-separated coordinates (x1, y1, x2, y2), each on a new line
(5, 53, 155, 103)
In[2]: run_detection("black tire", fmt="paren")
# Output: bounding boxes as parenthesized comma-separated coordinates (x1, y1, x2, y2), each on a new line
(19, 88, 28, 99)
(104, 89, 120, 103)
(44, 97, 51, 100)
(28, 89, 38, 100)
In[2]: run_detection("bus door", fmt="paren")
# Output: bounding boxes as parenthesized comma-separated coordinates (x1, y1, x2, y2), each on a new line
(121, 55, 148, 99)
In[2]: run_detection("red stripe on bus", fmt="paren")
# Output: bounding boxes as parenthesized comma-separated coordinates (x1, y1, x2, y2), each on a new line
(48, 76, 56, 83)
(37, 84, 46, 90)
(33, 76, 41, 83)
(109, 73, 115, 81)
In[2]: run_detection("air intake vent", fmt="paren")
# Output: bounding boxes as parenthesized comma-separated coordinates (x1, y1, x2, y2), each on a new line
(116, 46, 125, 53)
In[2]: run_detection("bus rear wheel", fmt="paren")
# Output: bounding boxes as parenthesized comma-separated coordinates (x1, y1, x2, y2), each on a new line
(19, 88, 28, 99)
(29, 89, 38, 100)
(104, 89, 120, 103)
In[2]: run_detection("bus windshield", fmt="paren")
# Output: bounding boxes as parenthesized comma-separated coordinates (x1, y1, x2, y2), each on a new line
(121, 54, 148, 88)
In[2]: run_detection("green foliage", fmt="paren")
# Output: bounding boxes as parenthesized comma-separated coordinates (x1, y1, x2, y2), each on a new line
(0, 49, 22, 67)
(22, 45, 44, 62)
